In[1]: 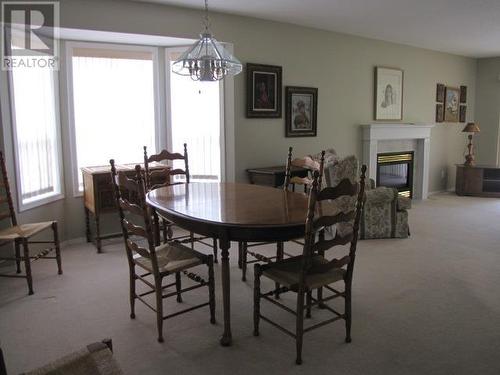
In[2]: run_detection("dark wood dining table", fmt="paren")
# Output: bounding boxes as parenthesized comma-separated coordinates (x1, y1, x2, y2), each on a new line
(146, 182, 312, 346)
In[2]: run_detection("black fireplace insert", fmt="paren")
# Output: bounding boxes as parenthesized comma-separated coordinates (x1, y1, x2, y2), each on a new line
(376, 151, 414, 198)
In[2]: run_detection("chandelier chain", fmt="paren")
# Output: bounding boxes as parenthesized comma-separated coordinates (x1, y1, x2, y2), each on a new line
(203, 0, 211, 33)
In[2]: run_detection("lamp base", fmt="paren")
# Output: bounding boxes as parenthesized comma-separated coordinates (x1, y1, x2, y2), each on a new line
(464, 154, 475, 167)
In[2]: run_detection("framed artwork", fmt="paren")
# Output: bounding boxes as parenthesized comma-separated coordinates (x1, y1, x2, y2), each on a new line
(436, 104, 444, 123)
(246, 63, 282, 118)
(374, 66, 403, 121)
(444, 86, 460, 122)
(460, 85, 467, 103)
(436, 83, 445, 103)
(285, 86, 318, 137)
(460, 105, 467, 123)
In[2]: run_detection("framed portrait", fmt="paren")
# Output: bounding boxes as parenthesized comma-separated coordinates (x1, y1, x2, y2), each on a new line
(436, 83, 445, 103)
(246, 63, 282, 118)
(459, 105, 467, 123)
(285, 86, 318, 137)
(460, 85, 467, 103)
(436, 104, 444, 123)
(374, 66, 404, 121)
(444, 86, 460, 122)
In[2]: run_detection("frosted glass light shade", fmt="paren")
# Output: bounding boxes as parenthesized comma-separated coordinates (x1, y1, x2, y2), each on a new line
(172, 33, 242, 82)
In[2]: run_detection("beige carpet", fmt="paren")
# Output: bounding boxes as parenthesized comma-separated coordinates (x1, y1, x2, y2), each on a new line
(1, 193, 499, 374)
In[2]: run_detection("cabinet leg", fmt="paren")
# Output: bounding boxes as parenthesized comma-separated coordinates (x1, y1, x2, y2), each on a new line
(85, 207, 91, 243)
(95, 214, 102, 253)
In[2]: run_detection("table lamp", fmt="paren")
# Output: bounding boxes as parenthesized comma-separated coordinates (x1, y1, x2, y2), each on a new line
(462, 122, 480, 166)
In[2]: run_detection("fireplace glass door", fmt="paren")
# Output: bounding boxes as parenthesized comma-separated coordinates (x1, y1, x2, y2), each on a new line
(376, 152, 414, 198)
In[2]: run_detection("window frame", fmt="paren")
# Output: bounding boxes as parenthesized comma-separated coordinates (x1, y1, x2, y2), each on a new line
(7, 61, 65, 212)
(65, 41, 163, 197)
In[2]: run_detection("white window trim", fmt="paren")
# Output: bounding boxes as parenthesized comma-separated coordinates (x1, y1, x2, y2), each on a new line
(165, 47, 231, 182)
(65, 41, 162, 197)
(6, 64, 65, 212)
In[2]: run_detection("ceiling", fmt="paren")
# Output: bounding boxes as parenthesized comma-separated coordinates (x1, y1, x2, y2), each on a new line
(133, 0, 500, 58)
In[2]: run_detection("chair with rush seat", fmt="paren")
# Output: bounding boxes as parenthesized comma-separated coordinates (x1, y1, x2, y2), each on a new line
(253, 165, 367, 364)
(143, 144, 219, 262)
(0, 151, 62, 295)
(239, 147, 325, 283)
(110, 160, 215, 343)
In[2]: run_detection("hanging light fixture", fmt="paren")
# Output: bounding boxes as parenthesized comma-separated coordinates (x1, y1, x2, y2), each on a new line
(172, 0, 242, 81)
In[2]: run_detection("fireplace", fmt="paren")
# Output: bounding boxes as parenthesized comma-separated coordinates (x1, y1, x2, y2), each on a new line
(376, 151, 414, 198)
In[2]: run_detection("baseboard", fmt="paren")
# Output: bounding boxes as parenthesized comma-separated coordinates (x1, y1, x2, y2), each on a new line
(429, 187, 455, 196)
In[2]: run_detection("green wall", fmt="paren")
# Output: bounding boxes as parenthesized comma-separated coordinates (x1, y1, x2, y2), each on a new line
(0, 0, 483, 240)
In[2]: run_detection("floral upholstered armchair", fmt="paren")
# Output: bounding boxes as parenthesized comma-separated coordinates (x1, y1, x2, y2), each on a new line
(312, 149, 411, 239)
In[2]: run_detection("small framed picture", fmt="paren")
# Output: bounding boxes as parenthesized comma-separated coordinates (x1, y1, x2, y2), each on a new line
(460, 85, 467, 104)
(436, 104, 444, 123)
(459, 105, 467, 123)
(374, 66, 404, 121)
(444, 86, 460, 122)
(436, 83, 445, 103)
(246, 63, 282, 118)
(285, 86, 318, 137)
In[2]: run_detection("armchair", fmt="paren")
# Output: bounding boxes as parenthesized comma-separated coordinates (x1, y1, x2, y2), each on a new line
(312, 149, 411, 239)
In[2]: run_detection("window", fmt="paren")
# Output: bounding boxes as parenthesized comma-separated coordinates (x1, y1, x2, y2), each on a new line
(67, 43, 159, 193)
(9, 59, 63, 210)
(168, 50, 223, 181)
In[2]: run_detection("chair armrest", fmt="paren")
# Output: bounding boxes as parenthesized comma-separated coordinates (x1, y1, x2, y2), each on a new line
(365, 186, 397, 206)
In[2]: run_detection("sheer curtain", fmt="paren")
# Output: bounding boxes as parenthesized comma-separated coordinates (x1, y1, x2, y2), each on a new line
(11, 61, 61, 204)
(169, 61, 221, 181)
(71, 48, 156, 190)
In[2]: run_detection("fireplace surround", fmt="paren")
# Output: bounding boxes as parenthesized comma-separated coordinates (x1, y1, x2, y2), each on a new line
(361, 123, 434, 200)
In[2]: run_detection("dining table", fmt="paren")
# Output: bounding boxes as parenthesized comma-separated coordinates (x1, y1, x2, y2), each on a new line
(146, 181, 313, 346)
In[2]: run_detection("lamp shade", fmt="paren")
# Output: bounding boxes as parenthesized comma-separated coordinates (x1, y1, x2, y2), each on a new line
(462, 122, 480, 133)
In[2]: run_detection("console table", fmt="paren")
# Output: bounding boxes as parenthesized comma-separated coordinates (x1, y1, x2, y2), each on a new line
(246, 165, 308, 188)
(455, 165, 500, 197)
(82, 163, 167, 253)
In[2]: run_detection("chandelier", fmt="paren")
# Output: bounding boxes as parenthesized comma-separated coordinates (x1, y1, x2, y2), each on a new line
(172, 0, 242, 81)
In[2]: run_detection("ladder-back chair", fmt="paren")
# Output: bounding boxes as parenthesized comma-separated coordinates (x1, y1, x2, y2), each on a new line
(0, 151, 62, 295)
(239, 147, 325, 284)
(110, 160, 215, 343)
(143, 144, 218, 262)
(253, 165, 367, 364)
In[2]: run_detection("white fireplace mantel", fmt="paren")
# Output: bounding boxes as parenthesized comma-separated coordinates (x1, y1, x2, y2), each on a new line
(361, 123, 435, 200)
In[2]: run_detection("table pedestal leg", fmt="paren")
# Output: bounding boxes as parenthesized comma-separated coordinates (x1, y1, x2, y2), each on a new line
(219, 238, 232, 346)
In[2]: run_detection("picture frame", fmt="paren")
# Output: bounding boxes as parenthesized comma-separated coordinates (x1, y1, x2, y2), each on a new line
(436, 104, 444, 123)
(436, 83, 445, 103)
(374, 66, 404, 121)
(285, 86, 318, 137)
(459, 105, 467, 123)
(246, 63, 282, 118)
(460, 85, 467, 104)
(444, 86, 460, 122)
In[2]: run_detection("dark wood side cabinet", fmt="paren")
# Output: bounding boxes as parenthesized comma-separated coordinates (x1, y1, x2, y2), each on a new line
(82, 163, 167, 253)
(246, 165, 309, 188)
(456, 165, 500, 197)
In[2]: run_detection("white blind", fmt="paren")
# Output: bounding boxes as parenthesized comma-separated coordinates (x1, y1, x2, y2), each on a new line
(10, 62, 61, 204)
(71, 48, 156, 190)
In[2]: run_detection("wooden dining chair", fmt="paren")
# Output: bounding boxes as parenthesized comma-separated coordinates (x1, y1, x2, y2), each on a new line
(0, 151, 62, 295)
(143, 144, 218, 262)
(110, 160, 215, 343)
(253, 165, 367, 364)
(239, 147, 325, 283)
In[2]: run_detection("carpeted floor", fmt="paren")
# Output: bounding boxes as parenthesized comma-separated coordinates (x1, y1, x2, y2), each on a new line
(1, 193, 499, 374)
